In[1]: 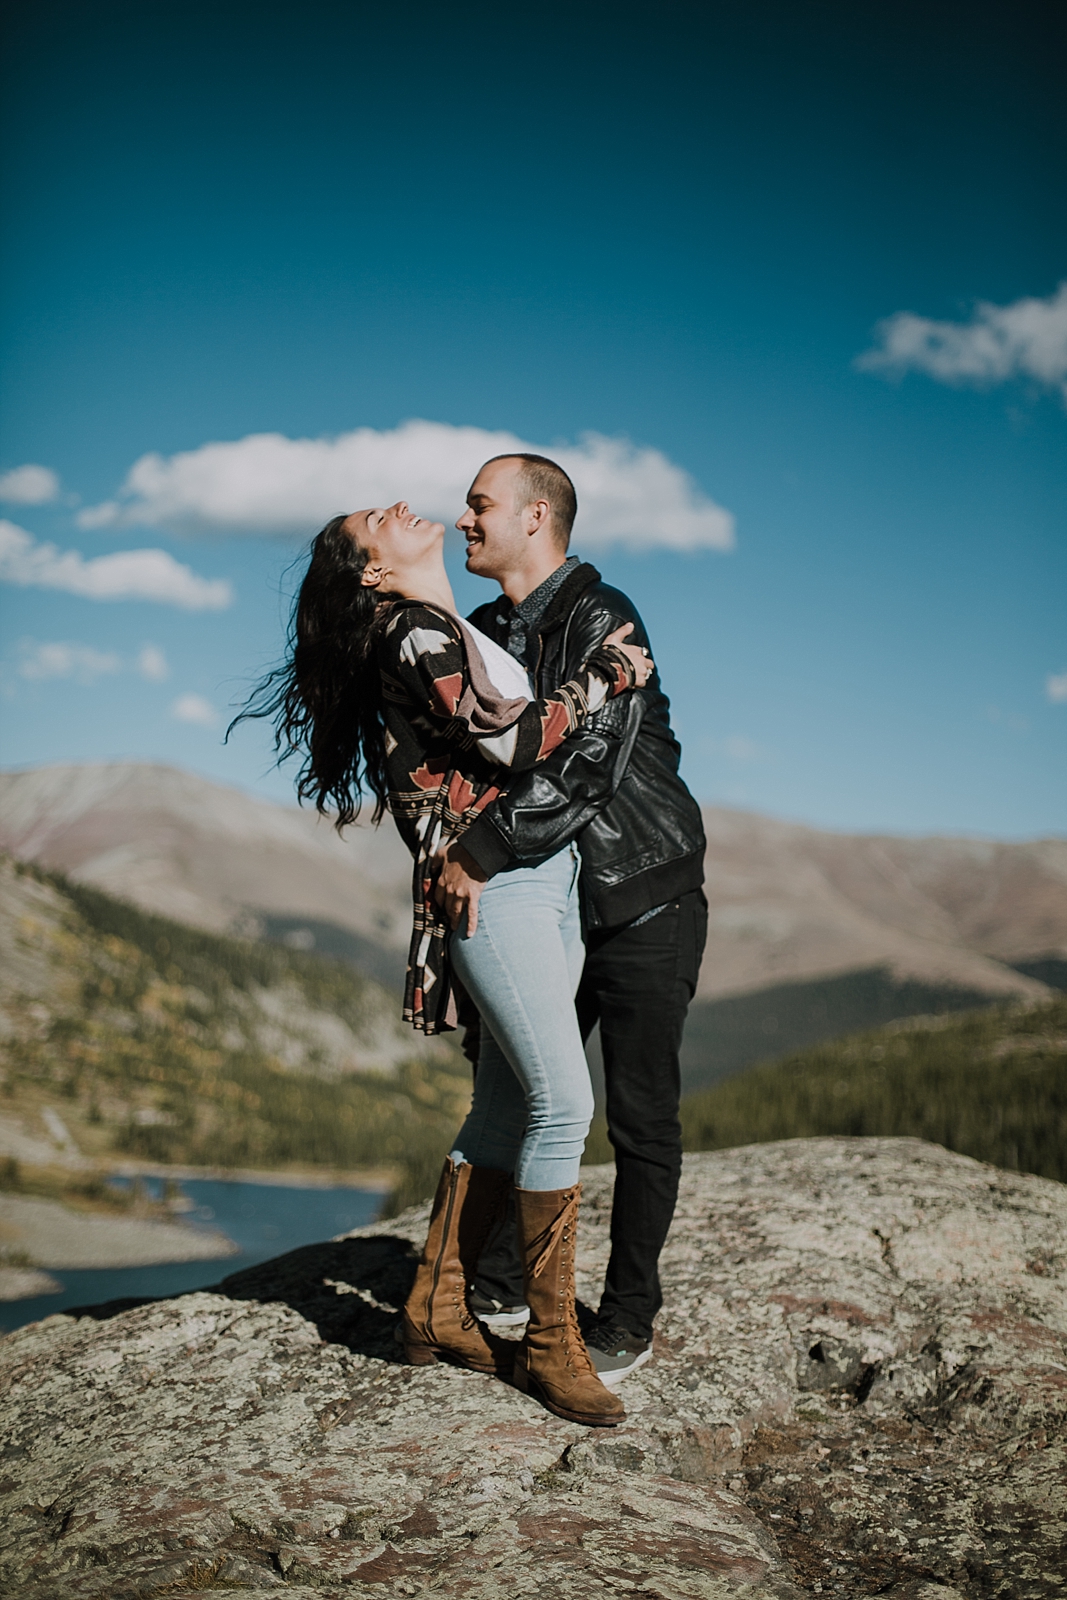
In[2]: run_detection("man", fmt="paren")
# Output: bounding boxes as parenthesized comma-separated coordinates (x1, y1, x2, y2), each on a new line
(436, 452, 707, 1384)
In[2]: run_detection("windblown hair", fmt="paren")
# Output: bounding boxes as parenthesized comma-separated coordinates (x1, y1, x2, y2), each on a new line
(485, 452, 577, 546)
(229, 515, 392, 828)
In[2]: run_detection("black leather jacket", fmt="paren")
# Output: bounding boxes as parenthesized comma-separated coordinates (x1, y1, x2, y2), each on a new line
(460, 562, 705, 930)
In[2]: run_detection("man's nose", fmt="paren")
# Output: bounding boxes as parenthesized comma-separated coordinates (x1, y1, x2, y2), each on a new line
(456, 508, 474, 530)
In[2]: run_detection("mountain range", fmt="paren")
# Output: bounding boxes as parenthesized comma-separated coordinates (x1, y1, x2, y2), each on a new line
(3, 761, 1064, 1088)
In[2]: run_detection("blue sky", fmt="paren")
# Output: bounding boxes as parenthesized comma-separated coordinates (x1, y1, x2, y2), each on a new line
(1, 0, 1064, 836)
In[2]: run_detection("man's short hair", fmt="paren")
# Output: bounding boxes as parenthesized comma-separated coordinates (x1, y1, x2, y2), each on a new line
(487, 453, 577, 548)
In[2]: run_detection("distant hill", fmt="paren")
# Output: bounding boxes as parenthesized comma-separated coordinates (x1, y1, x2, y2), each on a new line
(3, 761, 1064, 1084)
(0, 761, 413, 986)
(696, 805, 1066, 1000)
(675, 964, 1036, 1095)
(669, 995, 1067, 1185)
(10, 853, 1058, 1219)
(0, 857, 466, 1203)
(678, 808, 1065, 1087)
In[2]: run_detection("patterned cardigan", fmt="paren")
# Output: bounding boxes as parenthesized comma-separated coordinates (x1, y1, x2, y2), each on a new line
(375, 600, 637, 1034)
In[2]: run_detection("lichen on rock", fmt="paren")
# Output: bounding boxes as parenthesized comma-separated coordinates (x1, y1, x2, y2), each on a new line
(1, 1137, 1064, 1597)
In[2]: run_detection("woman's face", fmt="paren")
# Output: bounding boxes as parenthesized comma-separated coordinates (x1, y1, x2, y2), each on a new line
(344, 502, 445, 589)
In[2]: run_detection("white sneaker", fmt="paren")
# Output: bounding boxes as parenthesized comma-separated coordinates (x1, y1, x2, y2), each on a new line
(469, 1287, 530, 1328)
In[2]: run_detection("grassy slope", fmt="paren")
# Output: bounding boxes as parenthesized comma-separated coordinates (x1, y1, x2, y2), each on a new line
(1, 860, 469, 1210)
(676, 966, 1009, 1094)
(672, 997, 1067, 1182)
(9, 860, 1062, 1215)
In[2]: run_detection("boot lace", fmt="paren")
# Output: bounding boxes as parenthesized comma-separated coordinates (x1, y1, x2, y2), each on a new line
(528, 1190, 595, 1377)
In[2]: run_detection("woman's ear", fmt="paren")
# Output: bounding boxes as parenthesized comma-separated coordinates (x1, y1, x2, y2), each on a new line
(360, 564, 388, 589)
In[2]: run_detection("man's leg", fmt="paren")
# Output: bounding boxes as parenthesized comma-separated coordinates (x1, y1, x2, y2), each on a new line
(581, 889, 708, 1341)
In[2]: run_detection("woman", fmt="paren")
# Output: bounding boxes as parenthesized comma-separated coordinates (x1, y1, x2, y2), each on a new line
(243, 502, 652, 1428)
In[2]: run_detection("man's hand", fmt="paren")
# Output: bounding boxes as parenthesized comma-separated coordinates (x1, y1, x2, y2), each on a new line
(604, 622, 654, 686)
(433, 840, 489, 936)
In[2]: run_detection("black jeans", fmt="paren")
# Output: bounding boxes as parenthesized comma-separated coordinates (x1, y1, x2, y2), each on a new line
(473, 887, 707, 1340)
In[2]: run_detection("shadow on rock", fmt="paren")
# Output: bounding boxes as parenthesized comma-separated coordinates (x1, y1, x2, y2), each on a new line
(219, 1234, 417, 1358)
(67, 1235, 419, 1361)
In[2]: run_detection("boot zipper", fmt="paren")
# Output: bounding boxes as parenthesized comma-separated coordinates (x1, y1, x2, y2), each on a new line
(427, 1165, 459, 1343)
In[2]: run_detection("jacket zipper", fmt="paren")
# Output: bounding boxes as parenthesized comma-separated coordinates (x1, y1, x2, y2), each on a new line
(537, 606, 574, 696)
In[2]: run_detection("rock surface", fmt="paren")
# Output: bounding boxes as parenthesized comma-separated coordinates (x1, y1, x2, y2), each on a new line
(1, 1137, 1064, 1598)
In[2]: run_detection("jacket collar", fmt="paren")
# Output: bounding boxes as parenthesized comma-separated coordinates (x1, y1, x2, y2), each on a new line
(535, 561, 601, 635)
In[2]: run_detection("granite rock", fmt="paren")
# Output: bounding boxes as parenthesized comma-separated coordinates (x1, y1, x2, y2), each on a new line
(1, 1137, 1064, 1598)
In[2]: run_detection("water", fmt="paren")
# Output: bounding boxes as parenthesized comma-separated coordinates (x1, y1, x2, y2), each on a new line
(0, 1178, 385, 1335)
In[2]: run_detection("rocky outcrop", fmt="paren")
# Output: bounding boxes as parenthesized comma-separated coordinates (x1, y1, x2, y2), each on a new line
(1, 1137, 1064, 1598)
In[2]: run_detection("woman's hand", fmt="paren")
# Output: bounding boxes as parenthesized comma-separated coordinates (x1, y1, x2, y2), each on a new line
(434, 839, 489, 936)
(605, 622, 654, 687)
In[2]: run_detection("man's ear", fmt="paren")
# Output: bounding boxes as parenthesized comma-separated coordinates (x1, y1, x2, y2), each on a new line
(524, 498, 552, 536)
(360, 564, 387, 588)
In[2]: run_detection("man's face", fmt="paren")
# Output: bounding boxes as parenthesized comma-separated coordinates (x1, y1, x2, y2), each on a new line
(457, 459, 527, 580)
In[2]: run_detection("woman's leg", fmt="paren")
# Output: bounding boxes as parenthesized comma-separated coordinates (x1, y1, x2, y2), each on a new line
(449, 846, 592, 1189)
(400, 849, 591, 1378)
(399, 1157, 515, 1372)
(450, 848, 624, 1425)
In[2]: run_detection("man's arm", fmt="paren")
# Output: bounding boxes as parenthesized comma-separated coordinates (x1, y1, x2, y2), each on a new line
(435, 592, 652, 933)
(434, 703, 640, 933)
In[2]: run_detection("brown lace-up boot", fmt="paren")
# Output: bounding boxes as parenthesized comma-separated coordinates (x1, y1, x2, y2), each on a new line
(512, 1185, 626, 1427)
(400, 1159, 515, 1376)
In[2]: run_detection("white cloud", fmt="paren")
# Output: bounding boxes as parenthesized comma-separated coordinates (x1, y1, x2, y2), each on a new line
(77, 501, 121, 529)
(75, 420, 736, 552)
(0, 464, 61, 505)
(171, 692, 218, 727)
(1047, 671, 1067, 704)
(0, 519, 233, 609)
(857, 282, 1067, 400)
(137, 644, 170, 681)
(17, 640, 121, 684)
(9, 637, 174, 690)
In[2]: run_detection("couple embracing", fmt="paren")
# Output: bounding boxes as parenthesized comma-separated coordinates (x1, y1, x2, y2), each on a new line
(257, 453, 707, 1428)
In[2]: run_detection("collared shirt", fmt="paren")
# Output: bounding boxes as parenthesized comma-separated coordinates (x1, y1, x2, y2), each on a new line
(496, 555, 581, 675)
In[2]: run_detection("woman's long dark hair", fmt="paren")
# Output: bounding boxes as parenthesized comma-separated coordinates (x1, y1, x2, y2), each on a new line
(230, 515, 393, 827)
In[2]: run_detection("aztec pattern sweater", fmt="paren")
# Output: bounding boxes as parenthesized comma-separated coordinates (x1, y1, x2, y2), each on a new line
(376, 600, 636, 1034)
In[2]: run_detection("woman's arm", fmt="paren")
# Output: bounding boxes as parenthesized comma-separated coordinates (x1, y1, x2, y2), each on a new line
(381, 605, 641, 772)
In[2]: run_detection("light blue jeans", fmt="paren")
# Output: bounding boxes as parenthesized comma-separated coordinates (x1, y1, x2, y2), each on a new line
(449, 844, 592, 1190)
